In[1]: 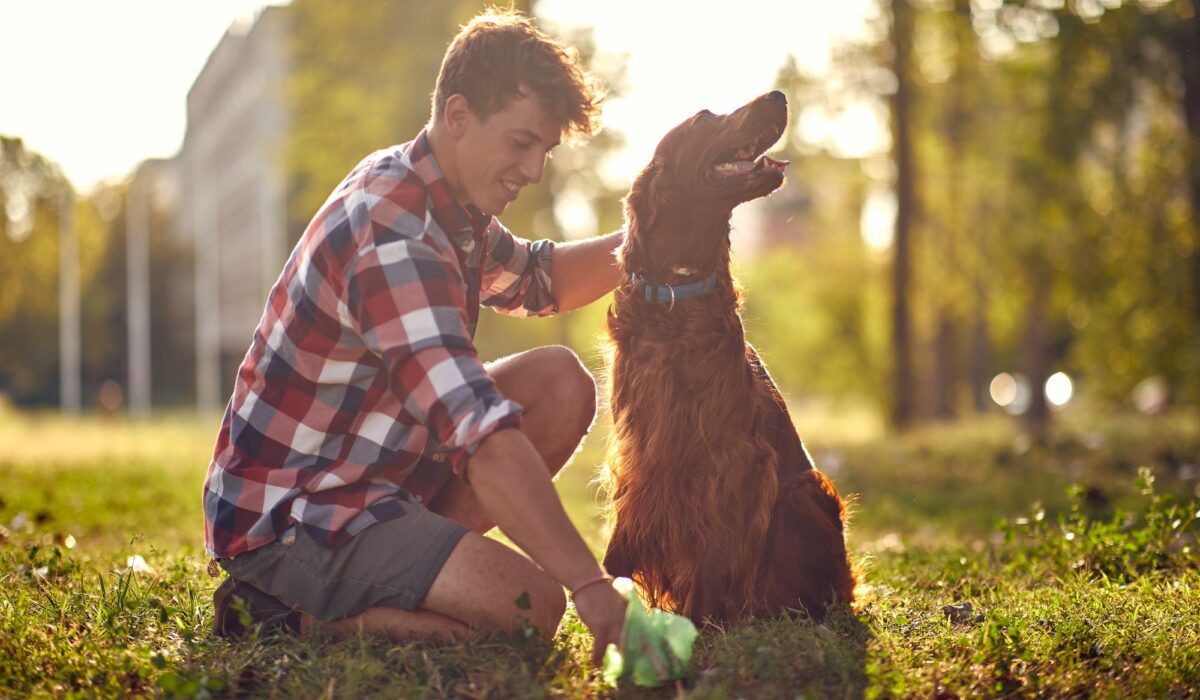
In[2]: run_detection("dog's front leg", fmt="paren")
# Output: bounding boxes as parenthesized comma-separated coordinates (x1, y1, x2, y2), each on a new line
(682, 549, 728, 624)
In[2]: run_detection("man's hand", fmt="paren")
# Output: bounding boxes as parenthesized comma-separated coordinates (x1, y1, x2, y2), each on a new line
(572, 579, 628, 665)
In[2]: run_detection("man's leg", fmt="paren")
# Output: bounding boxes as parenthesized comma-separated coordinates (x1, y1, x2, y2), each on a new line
(428, 344, 598, 533)
(309, 531, 566, 640)
(311, 346, 596, 640)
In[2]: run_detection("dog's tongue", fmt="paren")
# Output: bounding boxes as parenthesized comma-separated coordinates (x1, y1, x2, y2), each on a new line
(763, 156, 789, 171)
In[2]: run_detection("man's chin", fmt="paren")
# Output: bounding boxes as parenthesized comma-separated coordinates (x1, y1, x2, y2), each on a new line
(478, 199, 509, 216)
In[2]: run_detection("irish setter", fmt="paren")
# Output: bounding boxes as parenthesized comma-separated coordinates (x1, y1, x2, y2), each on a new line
(602, 91, 856, 624)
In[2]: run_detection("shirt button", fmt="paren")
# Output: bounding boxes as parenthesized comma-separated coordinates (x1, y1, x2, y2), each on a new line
(459, 239, 475, 253)
(431, 452, 445, 463)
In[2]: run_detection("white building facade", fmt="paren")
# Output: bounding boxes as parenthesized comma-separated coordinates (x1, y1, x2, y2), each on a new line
(176, 7, 290, 411)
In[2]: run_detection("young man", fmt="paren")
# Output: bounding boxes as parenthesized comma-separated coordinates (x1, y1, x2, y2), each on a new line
(204, 9, 626, 662)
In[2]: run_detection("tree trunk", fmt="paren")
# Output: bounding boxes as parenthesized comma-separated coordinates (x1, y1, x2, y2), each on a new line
(890, 0, 917, 430)
(1178, 14, 1200, 404)
(931, 0, 974, 420)
(969, 285, 991, 412)
(1022, 274, 1052, 437)
(932, 317, 957, 419)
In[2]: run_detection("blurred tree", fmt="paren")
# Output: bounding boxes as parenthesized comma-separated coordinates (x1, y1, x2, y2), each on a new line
(0, 137, 122, 407)
(931, 0, 975, 419)
(990, 0, 1200, 417)
(890, 0, 918, 429)
(0, 137, 69, 403)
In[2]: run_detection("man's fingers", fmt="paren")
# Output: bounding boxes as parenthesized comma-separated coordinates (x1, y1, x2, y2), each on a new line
(591, 626, 618, 665)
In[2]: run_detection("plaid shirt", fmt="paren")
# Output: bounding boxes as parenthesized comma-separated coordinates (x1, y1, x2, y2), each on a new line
(203, 130, 557, 559)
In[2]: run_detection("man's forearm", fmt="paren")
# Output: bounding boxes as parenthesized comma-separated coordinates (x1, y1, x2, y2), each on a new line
(468, 429, 605, 590)
(550, 230, 624, 312)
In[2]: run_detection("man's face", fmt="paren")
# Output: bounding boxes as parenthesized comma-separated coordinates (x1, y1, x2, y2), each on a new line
(452, 91, 561, 216)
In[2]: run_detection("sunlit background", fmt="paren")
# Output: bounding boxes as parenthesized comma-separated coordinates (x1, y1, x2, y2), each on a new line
(2, 0, 1198, 435)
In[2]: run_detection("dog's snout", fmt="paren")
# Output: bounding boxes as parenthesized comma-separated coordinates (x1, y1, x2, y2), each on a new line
(766, 90, 786, 104)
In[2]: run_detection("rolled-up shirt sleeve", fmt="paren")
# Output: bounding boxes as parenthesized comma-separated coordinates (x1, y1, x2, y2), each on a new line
(479, 218, 558, 317)
(348, 232, 522, 478)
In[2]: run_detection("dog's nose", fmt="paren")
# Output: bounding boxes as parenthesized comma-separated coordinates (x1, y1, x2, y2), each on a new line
(766, 90, 787, 104)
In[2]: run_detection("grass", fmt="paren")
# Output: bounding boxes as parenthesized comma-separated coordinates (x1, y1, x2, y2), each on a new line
(1, 401, 1198, 698)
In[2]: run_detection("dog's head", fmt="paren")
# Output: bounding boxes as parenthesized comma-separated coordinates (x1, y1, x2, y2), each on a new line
(623, 91, 789, 275)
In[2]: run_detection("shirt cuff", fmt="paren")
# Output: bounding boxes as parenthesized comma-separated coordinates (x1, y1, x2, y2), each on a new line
(437, 397, 524, 482)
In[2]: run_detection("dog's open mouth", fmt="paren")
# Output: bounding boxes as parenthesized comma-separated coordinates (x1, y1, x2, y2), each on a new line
(709, 133, 789, 183)
(711, 154, 789, 179)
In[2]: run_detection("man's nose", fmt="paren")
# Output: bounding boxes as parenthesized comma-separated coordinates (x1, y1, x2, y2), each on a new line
(521, 150, 546, 185)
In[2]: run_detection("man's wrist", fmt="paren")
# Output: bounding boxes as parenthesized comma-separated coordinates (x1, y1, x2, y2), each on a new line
(570, 573, 613, 596)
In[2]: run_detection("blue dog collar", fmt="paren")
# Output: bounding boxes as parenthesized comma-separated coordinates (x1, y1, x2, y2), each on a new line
(630, 271, 718, 310)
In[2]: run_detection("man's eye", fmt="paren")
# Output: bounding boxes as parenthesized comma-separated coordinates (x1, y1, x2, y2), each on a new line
(513, 139, 534, 149)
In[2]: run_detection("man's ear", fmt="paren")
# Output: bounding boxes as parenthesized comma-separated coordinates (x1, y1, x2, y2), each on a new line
(443, 94, 472, 137)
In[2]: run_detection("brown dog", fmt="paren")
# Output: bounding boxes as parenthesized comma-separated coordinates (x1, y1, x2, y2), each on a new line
(602, 91, 856, 624)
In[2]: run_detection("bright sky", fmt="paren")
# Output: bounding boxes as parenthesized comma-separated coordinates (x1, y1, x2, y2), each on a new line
(1, 1, 875, 192)
(539, 0, 877, 180)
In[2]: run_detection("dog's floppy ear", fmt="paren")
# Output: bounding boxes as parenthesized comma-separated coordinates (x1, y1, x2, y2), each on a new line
(624, 155, 667, 236)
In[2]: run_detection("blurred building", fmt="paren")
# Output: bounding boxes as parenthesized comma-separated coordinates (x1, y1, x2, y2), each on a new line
(175, 6, 289, 412)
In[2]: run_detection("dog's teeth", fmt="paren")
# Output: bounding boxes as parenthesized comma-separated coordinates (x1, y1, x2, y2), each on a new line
(714, 161, 755, 176)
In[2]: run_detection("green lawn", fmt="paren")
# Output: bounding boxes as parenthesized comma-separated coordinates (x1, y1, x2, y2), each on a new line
(1, 402, 1198, 698)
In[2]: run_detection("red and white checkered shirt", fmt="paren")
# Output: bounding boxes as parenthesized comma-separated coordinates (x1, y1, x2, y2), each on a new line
(203, 130, 557, 558)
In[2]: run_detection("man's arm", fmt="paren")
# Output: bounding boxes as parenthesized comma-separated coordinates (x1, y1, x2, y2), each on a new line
(549, 230, 624, 313)
(468, 427, 626, 662)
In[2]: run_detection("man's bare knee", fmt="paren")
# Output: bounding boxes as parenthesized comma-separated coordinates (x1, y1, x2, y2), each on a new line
(540, 345, 597, 438)
(477, 568, 565, 638)
(424, 533, 567, 638)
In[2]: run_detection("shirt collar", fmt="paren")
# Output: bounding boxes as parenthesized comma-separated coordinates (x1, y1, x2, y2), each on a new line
(409, 129, 491, 242)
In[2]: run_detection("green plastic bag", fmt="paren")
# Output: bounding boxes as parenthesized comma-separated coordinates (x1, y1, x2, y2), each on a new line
(600, 577, 698, 687)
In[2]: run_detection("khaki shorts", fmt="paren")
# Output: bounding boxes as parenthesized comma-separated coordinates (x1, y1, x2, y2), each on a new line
(220, 501, 468, 622)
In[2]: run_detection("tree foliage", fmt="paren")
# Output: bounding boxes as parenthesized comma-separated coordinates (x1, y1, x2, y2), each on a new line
(0, 138, 80, 403)
(761, 0, 1200, 425)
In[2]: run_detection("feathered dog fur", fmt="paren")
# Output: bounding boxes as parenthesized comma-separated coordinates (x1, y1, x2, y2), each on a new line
(602, 91, 856, 623)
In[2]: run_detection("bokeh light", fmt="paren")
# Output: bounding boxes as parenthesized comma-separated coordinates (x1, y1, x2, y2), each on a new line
(1044, 371, 1074, 408)
(98, 379, 124, 412)
(1132, 376, 1169, 415)
(990, 372, 1017, 407)
(990, 372, 1031, 415)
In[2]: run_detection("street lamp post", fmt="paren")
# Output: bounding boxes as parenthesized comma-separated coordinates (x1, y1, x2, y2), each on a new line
(59, 188, 80, 415)
(127, 176, 151, 418)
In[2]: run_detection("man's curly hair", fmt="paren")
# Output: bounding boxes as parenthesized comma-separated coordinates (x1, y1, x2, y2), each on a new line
(432, 7, 604, 142)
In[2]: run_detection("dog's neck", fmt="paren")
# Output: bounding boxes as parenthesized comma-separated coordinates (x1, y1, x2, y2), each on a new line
(622, 218, 733, 284)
